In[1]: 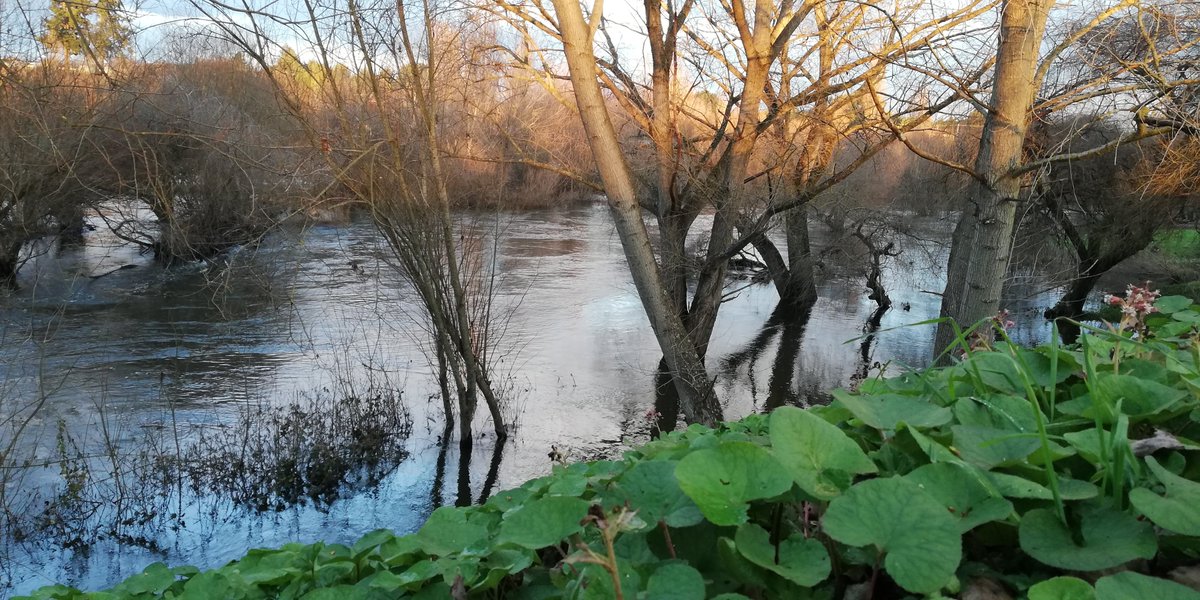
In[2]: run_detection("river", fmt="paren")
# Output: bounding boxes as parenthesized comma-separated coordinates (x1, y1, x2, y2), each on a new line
(0, 203, 1059, 595)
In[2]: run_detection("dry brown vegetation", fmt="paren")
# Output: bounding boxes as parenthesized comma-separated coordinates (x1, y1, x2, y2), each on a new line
(0, 46, 599, 286)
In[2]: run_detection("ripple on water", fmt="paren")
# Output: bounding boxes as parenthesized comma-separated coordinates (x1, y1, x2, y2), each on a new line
(0, 207, 1070, 597)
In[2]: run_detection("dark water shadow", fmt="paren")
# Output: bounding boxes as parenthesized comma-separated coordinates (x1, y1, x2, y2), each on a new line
(720, 297, 819, 412)
(853, 303, 890, 385)
(430, 432, 507, 509)
(652, 296, 819, 435)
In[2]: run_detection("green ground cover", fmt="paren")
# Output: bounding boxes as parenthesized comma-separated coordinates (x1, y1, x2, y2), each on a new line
(1152, 229, 1200, 260)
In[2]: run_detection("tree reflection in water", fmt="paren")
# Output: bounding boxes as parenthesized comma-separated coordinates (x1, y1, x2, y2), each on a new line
(430, 429, 507, 509)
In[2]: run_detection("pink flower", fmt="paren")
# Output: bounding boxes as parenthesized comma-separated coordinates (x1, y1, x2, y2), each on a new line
(1107, 281, 1161, 335)
(991, 309, 1015, 331)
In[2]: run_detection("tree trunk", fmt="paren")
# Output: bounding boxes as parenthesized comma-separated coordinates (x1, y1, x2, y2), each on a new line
(783, 207, 817, 307)
(748, 230, 790, 292)
(776, 1, 829, 310)
(1046, 266, 1104, 344)
(935, 0, 1054, 357)
(652, 357, 682, 436)
(552, 0, 722, 426)
(1045, 257, 1109, 321)
(57, 208, 88, 247)
(684, 14, 774, 357)
(0, 239, 23, 288)
(660, 214, 691, 315)
(1046, 246, 1149, 343)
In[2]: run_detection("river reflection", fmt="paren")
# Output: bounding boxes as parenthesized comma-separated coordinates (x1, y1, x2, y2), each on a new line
(0, 204, 1059, 595)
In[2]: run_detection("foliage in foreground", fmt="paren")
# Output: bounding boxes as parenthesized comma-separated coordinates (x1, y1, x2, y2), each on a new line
(22, 297, 1200, 599)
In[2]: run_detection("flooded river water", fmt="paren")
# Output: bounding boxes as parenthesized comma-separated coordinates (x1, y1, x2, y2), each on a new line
(0, 204, 1061, 595)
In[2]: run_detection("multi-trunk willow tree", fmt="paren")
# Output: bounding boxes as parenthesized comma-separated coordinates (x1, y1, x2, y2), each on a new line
(498, 0, 993, 425)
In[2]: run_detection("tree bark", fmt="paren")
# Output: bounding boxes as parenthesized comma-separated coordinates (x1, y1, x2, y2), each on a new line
(684, 0, 774, 358)
(552, 0, 722, 426)
(0, 240, 22, 288)
(783, 207, 817, 307)
(935, 0, 1054, 358)
(1045, 256, 1111, 321)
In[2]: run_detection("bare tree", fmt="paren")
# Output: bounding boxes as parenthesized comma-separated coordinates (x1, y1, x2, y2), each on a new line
(933, 0, 1198, 354)
(188, 0, 510, 445)
(496, 0, 992, 425)
(0, 63, 115, 285)
(100, 59, 300, 263)
(1038, 121, 1198, 329)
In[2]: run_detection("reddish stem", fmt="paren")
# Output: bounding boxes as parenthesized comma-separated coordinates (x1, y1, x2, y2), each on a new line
(866, 554, 882, 600)
(659, 520, 677, 559)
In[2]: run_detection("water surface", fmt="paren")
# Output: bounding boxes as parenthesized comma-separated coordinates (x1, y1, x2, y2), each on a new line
(0, 204, 1060, 595)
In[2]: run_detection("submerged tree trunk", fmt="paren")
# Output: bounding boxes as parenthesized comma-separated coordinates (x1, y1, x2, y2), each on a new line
(652, 358, 682, 437)
(685, 14, 774, 358)
(774, 1, 831, 310)
(1042, 187, 1165, 340)
(57, 207, 88, 247)
(1046, 245, 1148, 342)
(0, 239, 22, 287)
(783, 207, 818, 307)
(935, 0, 1054, 357)
(1045, 257, 1112, 322)
(552, 0, 722, 426)
(1046, 265, 1105, 344)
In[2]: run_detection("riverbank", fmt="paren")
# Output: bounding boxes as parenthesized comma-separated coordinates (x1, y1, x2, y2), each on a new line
(0, 208, 976, 596)
(19, 294, 1200, 599)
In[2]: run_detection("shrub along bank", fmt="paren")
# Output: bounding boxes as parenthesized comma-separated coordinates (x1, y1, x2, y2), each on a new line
(21, 292, 1200, 599)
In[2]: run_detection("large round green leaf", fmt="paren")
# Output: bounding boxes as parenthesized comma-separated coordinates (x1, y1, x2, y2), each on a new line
(1130, 456, 1200, 536)
(832, 390, 952, 430)
(110, 563, 179, 596)
(1029, 576, 1095, 600)
(1018, 504, 1157, 571)
(614, 460, 703, 528)
(733, 523, 830, 586)
(546, 463, 590, 497)
(951, 425, 1040, 468)
(1064, 428, 1107, 464)
(768, 406, 876, 500)
(986, 472, 1055, 499)
(904, 463, 1013, 532)
(823, 477, 962, 594)
(674, 441, 793, 526)
(1156, 295, 1194, 314)
(1057, 478, 1101, 501)
(953, 394, 1036, 430)
(1095, 571, 1200, 600)
(297, 586, 376, 600)
(906, 427, 961, 463)
(1058, 375, 1188, 422)
(718, 535, 766, 586)
(572, 560, 642, 600)
(956, 353, 1029, 395)
(416, 507, 489, 556)
(496, 496, 590, 549)
(645, 563, 706, 600)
